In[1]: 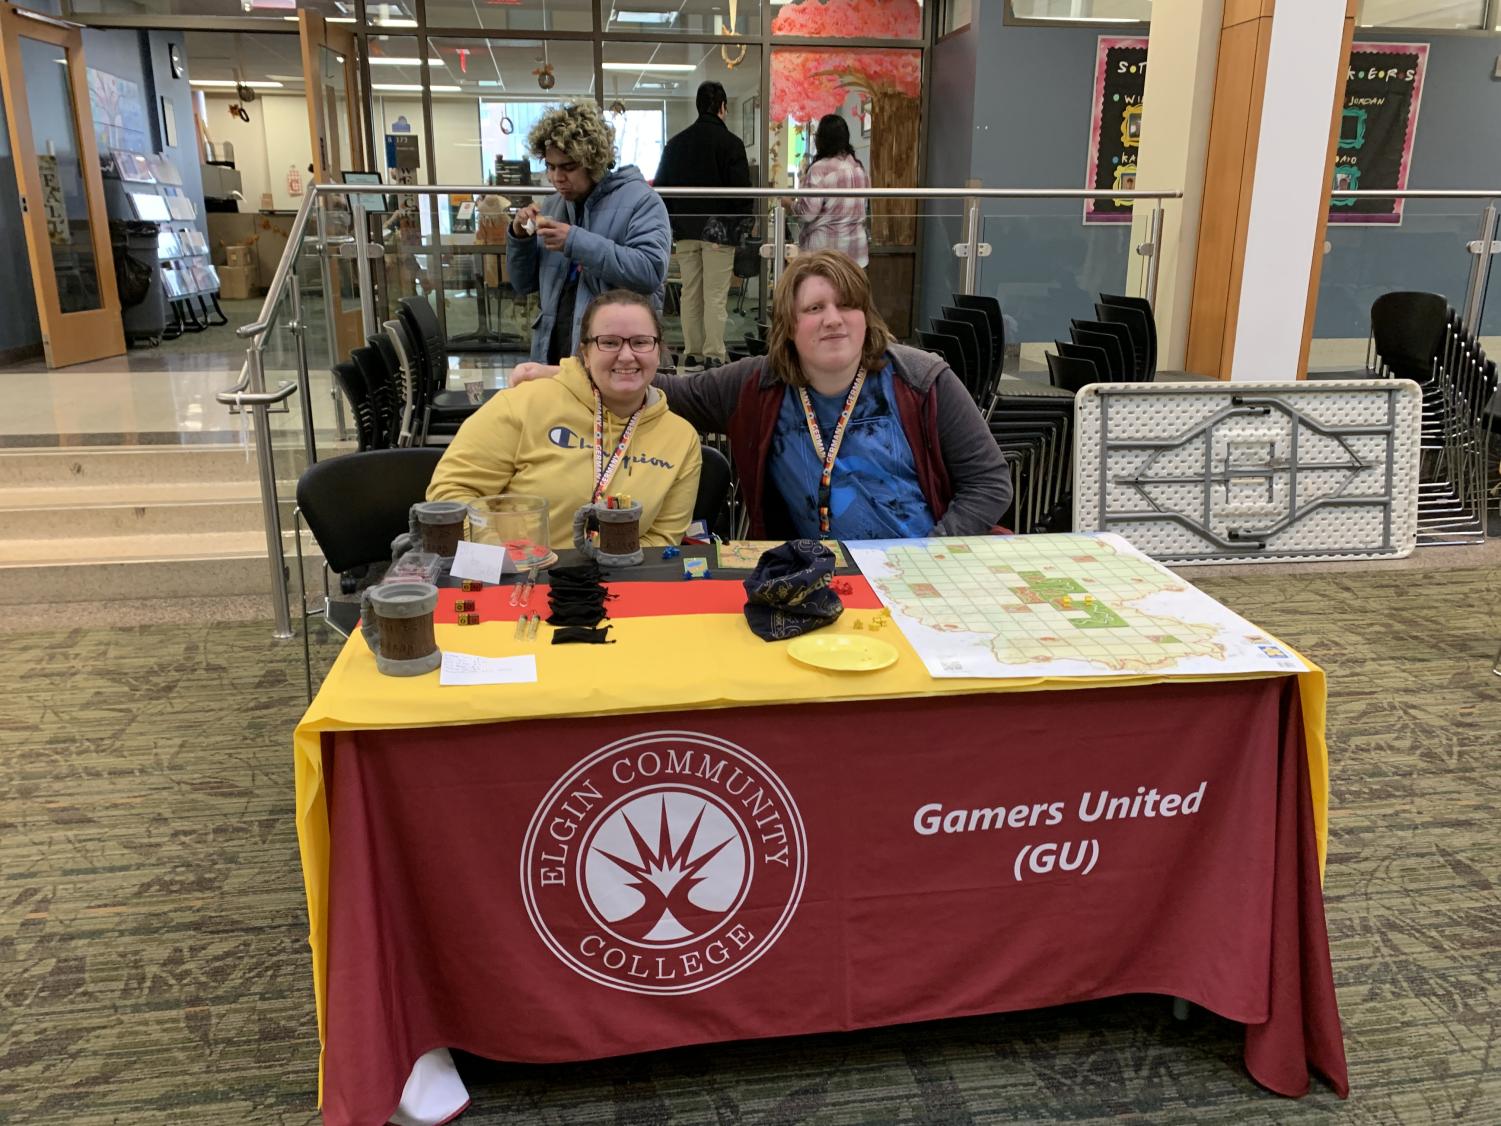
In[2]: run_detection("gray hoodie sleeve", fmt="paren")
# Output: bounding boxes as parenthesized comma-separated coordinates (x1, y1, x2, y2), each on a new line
(650, 357, 763, 434)
(927, 366, 1014, 535)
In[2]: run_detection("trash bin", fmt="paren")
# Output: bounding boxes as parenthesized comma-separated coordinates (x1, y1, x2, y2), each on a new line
(112, 219, 165, 346)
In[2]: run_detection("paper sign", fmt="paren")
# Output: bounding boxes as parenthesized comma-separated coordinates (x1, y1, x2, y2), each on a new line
(451, 540, 516, 583)
(440, 652, 537, 686)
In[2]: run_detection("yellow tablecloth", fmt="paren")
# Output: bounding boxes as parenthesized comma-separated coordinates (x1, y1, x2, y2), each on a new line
(293, 605, 1329, 1093)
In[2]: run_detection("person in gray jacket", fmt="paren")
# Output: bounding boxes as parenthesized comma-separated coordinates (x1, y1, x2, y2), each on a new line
(509, 101, 672, 364)
(512, 249, 1012, 538)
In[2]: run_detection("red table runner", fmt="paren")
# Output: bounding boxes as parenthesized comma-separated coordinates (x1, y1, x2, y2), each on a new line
(319, 677, 1347, 1125)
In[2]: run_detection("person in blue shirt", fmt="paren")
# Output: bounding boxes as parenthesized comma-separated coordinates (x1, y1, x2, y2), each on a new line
(509, 100, 672, 364)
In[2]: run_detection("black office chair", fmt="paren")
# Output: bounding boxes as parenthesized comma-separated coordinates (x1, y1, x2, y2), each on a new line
(294, 447, 445, 700)
(1369, 291, 1449, 383)
(693, 444, 735, 539)
(1099, 293, 1158, 379)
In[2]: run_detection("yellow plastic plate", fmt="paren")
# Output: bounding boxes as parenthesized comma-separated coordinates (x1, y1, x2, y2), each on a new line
(787, 633, 898, 673)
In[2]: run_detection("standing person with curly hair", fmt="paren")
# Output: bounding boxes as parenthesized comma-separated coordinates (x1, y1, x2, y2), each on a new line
(509, 100, 672, 364)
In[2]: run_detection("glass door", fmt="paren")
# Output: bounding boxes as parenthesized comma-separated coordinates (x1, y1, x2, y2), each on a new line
(0, 6, 124, 368)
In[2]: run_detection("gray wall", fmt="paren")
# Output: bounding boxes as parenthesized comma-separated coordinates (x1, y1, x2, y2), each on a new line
(147, 30, 206, 236)
(1315, 31, 1501, 340)
(0, 88, 41, 356)
(919, 9, 1134, 347)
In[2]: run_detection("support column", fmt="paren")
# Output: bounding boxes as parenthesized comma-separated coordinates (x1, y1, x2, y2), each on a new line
(1185, 0, 1355, 381)
(1126, 0, 1224, 372)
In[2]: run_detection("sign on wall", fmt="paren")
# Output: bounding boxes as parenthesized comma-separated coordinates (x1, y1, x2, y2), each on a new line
(1083, 36, 1147, 226)
(1329, 42, 1428, 226)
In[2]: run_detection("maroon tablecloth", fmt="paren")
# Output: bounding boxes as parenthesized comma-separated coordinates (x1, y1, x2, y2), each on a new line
(320, 677, 1347, 1125)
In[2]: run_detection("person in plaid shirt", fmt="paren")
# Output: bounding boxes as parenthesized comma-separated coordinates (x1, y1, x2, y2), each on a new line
(792, 115, 870, 267)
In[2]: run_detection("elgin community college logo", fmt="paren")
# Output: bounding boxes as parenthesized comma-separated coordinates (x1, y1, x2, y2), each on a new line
(521, 731, 807, 995)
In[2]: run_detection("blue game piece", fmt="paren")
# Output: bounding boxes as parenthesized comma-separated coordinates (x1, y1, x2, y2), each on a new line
(662, 546, 681, 559)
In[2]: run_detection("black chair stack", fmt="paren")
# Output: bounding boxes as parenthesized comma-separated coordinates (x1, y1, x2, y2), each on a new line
(397, 295, 501, 444)
(1041, 292, 1159, 392)
(1368, 295, 1500, 546)
(988, 381, 1075, 534)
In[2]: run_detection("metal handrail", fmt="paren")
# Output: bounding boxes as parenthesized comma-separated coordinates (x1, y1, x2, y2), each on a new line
(294, 182, 1185, 201)
(235, 187, 321, 341)
(1328, 190, 1501, 199)
(213, 382, 297, 407)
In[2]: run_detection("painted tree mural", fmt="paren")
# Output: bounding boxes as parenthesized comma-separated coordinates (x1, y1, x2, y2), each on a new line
(769, 0, 923, 244)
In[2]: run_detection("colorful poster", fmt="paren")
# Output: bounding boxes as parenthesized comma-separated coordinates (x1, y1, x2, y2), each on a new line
(87, 68, 149, 155)
(1329, 42, 1428, 225)
(1083, 36, 1148, 225)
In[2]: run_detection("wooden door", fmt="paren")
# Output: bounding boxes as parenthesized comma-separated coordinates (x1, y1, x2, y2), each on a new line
(0, 6, 124, 368)
(299, 11, 369, 361)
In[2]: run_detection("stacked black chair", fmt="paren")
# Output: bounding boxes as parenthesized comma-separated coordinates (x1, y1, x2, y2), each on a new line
(398, 294, 497, 444)
(1099, 293, 1158, 379)
(1071, 318, 1137, 381)
(991, 381, 1076, 533)
(352, 341, 403, 450)
(293, 447, 445, 699)
(918, 330, 965, 383)
(1368, 291, 1448, 385)
(1094, 300, 1153, 381)
(930, 315, 984, 399)
(331, 360, 378, 451)
(1056, 339, 1110, 380)
(940, 304, 996, 405)
(950, 294, 1008, 417)
(1045, 352, 1100, 395)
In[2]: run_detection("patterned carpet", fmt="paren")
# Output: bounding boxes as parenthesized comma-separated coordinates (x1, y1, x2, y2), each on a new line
(1, 566, 1498, 1125)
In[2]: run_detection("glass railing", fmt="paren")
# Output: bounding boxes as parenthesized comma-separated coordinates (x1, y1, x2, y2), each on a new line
(224, 182, 1182, 636)
(1310, 194, 1498, 373)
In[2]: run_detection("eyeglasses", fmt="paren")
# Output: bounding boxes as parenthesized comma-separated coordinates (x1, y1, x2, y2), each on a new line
(584, 334, 660, 353)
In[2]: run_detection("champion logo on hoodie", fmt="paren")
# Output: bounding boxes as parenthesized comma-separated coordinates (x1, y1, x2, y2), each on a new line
(548, 426, 678, 470)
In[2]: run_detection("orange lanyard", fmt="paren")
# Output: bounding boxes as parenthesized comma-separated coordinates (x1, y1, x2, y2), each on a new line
(592, 392, 643, 503)
(796, 368, 866, 534)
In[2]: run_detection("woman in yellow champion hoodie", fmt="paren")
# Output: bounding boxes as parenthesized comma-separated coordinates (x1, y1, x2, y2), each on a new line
(427, 290, 702, 549)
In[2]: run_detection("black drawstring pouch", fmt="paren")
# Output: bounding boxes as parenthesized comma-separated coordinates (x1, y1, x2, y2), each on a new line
(742, 539, 844, 641)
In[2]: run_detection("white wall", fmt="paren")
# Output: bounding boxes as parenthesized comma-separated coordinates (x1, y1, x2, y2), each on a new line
(372, 97, 483, 184)
(202, 94, 312, 212)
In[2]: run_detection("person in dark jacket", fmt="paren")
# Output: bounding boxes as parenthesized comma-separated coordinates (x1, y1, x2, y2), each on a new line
(652, 81, 752, 370)
(509, 100, 672, 364)
(511, 249, 1013, 539)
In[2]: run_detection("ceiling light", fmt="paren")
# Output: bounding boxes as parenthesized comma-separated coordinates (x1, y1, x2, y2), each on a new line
(368, 57, 444, 66)
(614, 11, 677, 23)
(601, 62, 697, 73)
(190, 79, 285, 88)
(372, 83, 461, 92)
(376, 18, 418, 27)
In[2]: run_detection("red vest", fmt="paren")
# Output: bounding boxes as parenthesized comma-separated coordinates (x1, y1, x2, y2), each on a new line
(725, 367, 953, 539)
